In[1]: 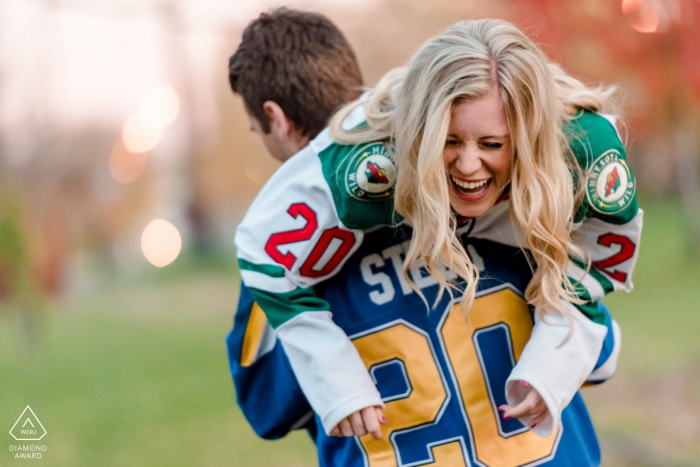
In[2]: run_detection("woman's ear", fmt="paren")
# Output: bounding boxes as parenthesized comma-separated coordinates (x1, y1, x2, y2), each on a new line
(262, 101, 293, 141)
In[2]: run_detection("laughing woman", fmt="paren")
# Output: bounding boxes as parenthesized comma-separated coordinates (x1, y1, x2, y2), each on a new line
(326, 17, 642, 437)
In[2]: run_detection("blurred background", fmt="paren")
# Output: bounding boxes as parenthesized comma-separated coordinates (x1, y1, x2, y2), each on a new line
(1, 0, 699, 465)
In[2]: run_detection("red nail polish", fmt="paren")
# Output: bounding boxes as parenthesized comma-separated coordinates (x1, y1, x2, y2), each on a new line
(380, 416, 388, 424)
(520, 380, 530, 387)
(503, 415, 511, 420)
(497, 407, 505, 413)
(531, 424, 537, 429)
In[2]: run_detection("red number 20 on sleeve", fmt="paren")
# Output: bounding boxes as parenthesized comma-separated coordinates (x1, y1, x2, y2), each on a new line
(264, 203, 356, 278)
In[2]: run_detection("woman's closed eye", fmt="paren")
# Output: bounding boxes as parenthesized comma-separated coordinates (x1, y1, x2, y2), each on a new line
(480, 141, 503, 149)
(445, 139, 460, 147)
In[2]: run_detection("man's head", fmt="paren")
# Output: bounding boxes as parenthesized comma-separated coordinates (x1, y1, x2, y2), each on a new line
(229, 8, 363, 162)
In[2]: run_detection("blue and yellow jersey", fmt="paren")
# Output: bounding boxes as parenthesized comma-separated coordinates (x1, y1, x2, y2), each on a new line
(228, 221, 620, 466)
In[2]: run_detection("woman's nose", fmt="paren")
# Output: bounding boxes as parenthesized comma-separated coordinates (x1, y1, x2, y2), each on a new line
(454, 144, 482, 175)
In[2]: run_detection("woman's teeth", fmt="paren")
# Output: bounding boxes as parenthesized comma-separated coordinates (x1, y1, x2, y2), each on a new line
(451, 176, 491, 193)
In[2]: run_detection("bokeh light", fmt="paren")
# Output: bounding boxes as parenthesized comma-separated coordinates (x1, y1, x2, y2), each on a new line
(140, 219, 182, 267)
(137, 85, 180, 128)
(122, 113, 163, 153)
(622, 0, 659, 33)
(109, 141, 147, 184)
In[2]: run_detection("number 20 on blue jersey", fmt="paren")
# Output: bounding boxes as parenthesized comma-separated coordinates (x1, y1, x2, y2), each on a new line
(351, 288, 560, 467)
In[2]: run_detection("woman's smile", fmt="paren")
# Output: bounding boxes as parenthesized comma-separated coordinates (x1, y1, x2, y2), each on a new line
(449, 176, 492, 201)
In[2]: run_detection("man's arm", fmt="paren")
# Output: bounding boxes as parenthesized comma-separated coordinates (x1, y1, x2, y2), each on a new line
(227, 284, 315, 439)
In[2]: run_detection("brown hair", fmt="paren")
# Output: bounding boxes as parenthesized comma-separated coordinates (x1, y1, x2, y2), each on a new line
(229, 8, 363, 139)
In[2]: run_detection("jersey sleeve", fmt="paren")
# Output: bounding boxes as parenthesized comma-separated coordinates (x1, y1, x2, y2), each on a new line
(505, 112, 637, 437)
(234, 143, 389, 435)
(567, 111, 643, 316)
(226, 283, 316, 439)
(505, 301, 620, 437)
(584, 302, 622, 384)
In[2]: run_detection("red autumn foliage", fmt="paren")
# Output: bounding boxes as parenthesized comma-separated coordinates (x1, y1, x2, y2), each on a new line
(490, 0, 700, 132)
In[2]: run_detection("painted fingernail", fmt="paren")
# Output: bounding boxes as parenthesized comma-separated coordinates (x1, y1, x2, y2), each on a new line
(380, 416, 388, 424)
(530, 424, 537, 429)
(520, 380, 530, 387)
(497, 407, 505, 413)
(503, 415, 511, 420)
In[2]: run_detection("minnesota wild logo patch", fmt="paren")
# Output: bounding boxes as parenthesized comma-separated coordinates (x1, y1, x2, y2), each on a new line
(586, 149, 635, 214)
(345, 143, 396, 201)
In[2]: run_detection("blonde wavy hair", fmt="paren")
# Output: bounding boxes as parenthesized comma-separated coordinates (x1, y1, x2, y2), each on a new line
(330, 19, 619, 323)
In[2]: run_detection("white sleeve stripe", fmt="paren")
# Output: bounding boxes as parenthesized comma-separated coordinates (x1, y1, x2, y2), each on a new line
(256, 319, 278, 361)
(241, 269, 297, 294)
(567, 262, 605, 301)
(309, 101, 368, 153)
(600, 114, 622, 141)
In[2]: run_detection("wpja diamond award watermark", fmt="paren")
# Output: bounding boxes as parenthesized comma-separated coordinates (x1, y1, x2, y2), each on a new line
(8, 406, 47, 460)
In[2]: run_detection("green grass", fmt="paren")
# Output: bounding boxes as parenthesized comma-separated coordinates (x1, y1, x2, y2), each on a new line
(0, 263, 316, 467)
(1, 198, 698, 466)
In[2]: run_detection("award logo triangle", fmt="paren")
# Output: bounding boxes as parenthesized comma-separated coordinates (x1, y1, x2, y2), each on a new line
(9, 406, 47, 441)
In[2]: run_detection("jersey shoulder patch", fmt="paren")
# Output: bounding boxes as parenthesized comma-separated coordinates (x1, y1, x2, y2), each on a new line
(317, 139, 402, 230)
(585, 149, 635, 216)
(565, 111, 638, 222)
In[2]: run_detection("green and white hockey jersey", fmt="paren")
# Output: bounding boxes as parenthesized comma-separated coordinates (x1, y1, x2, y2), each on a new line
(235, 106, 641, 436)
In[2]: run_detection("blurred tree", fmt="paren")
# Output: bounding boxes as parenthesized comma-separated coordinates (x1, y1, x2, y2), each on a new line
(0, 187, 43, 356)
(0, 191, 27, 303)
(494, 0, 700, 130)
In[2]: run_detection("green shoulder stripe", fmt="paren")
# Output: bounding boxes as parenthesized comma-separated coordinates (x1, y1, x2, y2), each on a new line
(573, 301, 609, 327)
(565, 111, 639, 225)
(248, 286, 330, 329)
(585, 266, 615, 296)
(238, 258, 286, 278)
(317, 141, 403, 230)
(568, 257, 615, 300)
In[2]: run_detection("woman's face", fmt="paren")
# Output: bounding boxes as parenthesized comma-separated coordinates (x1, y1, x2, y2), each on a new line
(443, 88, 512, 218)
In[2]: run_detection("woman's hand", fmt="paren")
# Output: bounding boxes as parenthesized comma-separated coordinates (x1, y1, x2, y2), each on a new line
(498, 380, 550, 429)
(329, 406, 387, 439)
